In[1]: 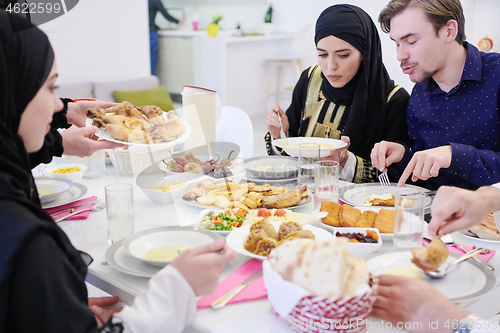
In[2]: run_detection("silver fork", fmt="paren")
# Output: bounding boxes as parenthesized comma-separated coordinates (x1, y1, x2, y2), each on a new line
(277, 113, 288, 146)
(440, 234, 494, 271)
(378, 171, 390, 186)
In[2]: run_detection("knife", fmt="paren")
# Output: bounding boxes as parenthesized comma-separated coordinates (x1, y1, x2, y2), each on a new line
(211, 269, 263, 309)
(49, 199, 100, 217)
(54, 207, 94, 223)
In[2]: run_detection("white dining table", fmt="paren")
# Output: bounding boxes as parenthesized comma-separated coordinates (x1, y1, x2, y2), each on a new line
(46, 164, 500, 333)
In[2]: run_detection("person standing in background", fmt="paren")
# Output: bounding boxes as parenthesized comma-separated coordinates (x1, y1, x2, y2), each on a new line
(149, 0, 184, 76)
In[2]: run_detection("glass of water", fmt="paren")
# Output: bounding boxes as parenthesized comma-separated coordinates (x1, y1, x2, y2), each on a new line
(298, 143, 320, 189)
(105, 183, 135, 245)
(393, 190, 425, 249)
(314, 161, 340, 210)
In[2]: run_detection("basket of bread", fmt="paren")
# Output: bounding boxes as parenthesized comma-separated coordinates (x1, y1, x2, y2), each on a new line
(263, 238, 378, 333)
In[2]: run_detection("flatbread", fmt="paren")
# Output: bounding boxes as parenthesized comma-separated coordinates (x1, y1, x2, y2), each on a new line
(268, 238, 369, 299)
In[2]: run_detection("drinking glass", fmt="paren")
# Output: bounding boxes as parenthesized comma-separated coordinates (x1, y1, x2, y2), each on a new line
(393, 190, 425, 248)
(314, 161, 340, 210)
(105, 183, 135, 245)
(298, 143, 320, 189)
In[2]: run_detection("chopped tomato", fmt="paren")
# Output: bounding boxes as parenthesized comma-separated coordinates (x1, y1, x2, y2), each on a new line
(274, 209, 286, 217)
(257, 208, 271, 217)
(234, 209, 247, 218)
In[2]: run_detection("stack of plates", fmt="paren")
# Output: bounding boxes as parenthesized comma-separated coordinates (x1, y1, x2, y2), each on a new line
(243, 156, 299, 185)
(104, 227, 220, 278)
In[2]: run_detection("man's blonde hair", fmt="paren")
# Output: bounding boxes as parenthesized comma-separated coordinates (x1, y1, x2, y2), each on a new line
(379, 0, 466, 44)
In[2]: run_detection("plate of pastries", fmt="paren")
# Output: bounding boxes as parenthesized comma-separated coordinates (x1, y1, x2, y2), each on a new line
(181, 180, 312, 211)
(226, 219, 334, 260)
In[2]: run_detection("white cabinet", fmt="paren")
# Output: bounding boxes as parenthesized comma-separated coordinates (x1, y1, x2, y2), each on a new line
(157, 35, 195, 94)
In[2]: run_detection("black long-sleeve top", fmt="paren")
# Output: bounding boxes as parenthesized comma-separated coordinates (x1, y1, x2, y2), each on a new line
(148, 0, 179, 32)
(28, 98, 72, 168)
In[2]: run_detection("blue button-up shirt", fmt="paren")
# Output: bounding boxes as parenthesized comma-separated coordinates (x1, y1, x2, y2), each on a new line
(394, 42, 500, 190)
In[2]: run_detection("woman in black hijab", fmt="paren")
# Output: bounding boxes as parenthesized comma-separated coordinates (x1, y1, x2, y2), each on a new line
(0, 11, 235, 333)
(0, 10, 104, 332)
(265, 4, 409, 183)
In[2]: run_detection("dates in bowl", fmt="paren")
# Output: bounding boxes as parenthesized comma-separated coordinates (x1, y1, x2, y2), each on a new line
(332, 227, 382, 257)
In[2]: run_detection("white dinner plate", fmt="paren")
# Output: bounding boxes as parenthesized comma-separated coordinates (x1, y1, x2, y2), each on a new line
(272, 137, 347, 157)
(453, 231, 500, 252)
(105, 239, 161, 278)
(242, 175, 298, 187)
(122, 226, 220, 267)
(364, 249, 495, 303)
(244, 156, 298, 180)
(313, 207, 429, 242)
(182, 195, 312, 211)
(339, 183, 432, 209)
(86, 115, 191, 147)
(226, 221, 334, 261)
(41, 183, 88, 209)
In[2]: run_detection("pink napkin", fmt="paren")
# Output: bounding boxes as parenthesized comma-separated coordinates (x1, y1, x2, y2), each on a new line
(423, 239, 496, 262)
(45, 196, 98, 221)
(197, 259, 267, 308)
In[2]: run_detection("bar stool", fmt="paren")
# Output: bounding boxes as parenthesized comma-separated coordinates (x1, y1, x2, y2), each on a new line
(264, 55, 302, 113)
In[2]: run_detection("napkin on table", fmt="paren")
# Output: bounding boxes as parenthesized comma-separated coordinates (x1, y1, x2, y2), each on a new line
(45, 196, 98, 221)
(196, 259, 267, 308)
(423, 239, 496, 262)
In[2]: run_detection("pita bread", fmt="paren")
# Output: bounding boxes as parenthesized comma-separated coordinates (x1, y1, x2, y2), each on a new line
(268, 238, 369, 299)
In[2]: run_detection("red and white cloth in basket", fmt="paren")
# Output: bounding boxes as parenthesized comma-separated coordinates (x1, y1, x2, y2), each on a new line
(263, 261, 378, 333)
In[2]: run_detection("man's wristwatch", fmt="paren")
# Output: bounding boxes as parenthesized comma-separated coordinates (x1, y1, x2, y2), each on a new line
(455, 314, 481, 333)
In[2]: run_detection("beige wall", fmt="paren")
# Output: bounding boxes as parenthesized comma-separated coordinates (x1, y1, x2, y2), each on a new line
(38, 0, 150, 85)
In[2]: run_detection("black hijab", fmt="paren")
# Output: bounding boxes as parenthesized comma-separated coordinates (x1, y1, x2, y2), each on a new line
(0, 10, 53, 204)
(314, 4, 398, 160)
(0, 12, 88, 325)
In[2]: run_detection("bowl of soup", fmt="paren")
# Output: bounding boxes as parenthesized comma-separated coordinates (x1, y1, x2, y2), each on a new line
(272, 137, 348, 157)
(34, 177, 74, 204)
(122, 226, 220, 267)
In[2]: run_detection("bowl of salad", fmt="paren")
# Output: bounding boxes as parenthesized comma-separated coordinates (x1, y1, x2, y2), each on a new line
(198, 208, 249, 235)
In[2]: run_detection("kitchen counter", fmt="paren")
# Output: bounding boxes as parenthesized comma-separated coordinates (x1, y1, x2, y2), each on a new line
(158, 29, 294, 43)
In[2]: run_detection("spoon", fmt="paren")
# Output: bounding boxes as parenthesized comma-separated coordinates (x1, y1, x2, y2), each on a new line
(299, 211, 328, 226)
(426, 247, 485, 278)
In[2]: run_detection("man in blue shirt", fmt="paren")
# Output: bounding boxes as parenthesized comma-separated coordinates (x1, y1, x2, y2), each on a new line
(371, 0, 500, 190)
(149, 0, 184, 75)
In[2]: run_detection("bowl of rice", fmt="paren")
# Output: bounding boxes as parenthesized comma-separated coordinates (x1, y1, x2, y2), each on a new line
(44, 163, 87, 182)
